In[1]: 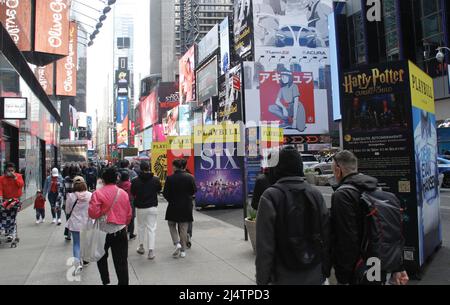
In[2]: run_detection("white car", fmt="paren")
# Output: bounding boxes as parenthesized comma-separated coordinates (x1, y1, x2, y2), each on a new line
(302, 154, 319, 170)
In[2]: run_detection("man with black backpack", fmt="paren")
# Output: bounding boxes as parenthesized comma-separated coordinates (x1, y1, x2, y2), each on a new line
(331, 150, 409, 285)
(256, 146, 331, 285)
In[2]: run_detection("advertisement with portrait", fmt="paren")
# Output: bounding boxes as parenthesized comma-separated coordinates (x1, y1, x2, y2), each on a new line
(151, 142, 168, 187)
(220, 17, 231, 76)
(116, 96, 129, 149)
(0, 0, 32, 51)
(34, 0, 71, 56)
(198, 24, 219, 65)
(218, 65, 243, 123)
(139, 90, 158, 130)
(135, 132, 144, 152)
(196, 57, 218, 106)
(167, 136, 195, 176)
(251, 0, 332, 136)
(56, 21, 77, 96)
(233, 0, 253, 59)
(166, 106, 179, 137)
(409, 61, 442, 267)
(179, 46, 196, 104)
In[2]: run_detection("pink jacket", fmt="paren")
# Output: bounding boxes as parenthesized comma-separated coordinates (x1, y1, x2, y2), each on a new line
(89, 185, 132, 226)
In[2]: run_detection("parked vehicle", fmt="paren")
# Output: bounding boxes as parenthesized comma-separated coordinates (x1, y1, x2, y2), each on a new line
(311, 157, 333, 175)
(438, 157, 450, 188)
(301, 154, 319, 171)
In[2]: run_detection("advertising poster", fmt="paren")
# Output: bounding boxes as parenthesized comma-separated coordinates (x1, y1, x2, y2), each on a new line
(194, 124, 244, 207)
(167, 136, 195, 176)
(116, 96, 129, 149)
(0, 0, 32, 51)
(249, 0, 332, 136)
(218, 65, 243, 122)
(179, 46, 196, 104)
(166, 106, 179, 136)
(56, 21, 77, 96)
(178, 105, 192, 136)
(194, 143, 244, 208)
(409, 61, 442, 266)
(342, 62, 412, 194)
(158, 82, 179, 120)
(198, 24, 219, 65)
(35, 0, 71, 56)
(152, 124, 167, 143)
(196, 57, 218, 105)
(139, 90, 158, 130)
(220, 17, 231, 76)
(143, 127, 153, 151)
(233, 0, 253, 59)
(151, 142, 168, 187)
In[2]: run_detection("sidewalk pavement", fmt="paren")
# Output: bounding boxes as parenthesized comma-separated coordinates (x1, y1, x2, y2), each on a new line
(0, 197, 256, 285)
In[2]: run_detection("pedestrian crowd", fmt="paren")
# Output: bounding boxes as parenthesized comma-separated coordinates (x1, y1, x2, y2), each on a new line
(1, 146, 412, 286)
(21, 158, 194, 285)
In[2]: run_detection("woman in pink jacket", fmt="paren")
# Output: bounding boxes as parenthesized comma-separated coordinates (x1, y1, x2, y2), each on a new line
(89, 167, 132, 286)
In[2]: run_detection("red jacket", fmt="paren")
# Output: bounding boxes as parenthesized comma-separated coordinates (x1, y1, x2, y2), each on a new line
(89, 185, 132, 226)
(34, 195, 46, 209)
(0, 174, 24, 199)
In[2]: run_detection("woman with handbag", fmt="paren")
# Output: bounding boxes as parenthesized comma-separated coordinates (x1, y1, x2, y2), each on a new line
(88, 167, 132, 286)
(65, 176, 92, 275)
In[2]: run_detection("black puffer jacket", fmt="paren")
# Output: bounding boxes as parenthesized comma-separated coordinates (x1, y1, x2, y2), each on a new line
(330, 173, 378, 285)
(131, 173, 162, 209)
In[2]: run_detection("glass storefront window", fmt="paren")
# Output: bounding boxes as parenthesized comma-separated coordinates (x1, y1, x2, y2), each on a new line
(1, 51, 60, 203)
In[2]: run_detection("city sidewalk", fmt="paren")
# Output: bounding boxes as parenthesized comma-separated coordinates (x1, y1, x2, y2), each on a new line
(0, 197, 256, 285)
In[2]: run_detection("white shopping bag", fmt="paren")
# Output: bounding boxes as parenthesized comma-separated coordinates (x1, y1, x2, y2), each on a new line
(81, 219, 106, 263)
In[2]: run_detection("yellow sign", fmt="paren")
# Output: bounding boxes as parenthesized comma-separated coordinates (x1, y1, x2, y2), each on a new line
(261, 126, 284, 143)
(409, 61, 435, 114)
(168, 136, 193, 150)
(151, 142, 168, 186)
(194, 124, 241, 144)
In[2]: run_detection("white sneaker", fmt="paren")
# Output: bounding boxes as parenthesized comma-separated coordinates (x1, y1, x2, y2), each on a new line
(137, 245, 145, 255)
(41, 219, 45, 223)
(36, 220, 40, 224)
(172, 243, 182, 258)
(52, 219, 57, 224)
(180, 251, 186, 258)
(57, 219, 62, 226)
(148, 250, 155, 260)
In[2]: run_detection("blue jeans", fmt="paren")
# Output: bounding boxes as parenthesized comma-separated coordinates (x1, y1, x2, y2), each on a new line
(71, 231, 81, 263)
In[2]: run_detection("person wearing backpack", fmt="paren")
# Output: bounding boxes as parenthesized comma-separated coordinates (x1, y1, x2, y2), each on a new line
(330, 150, 409, 285)
(65, 176, 92, 275)
(255, 146, 331, 285)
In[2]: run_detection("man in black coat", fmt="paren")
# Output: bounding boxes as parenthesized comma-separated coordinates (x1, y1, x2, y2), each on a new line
(256, 146, 331, 285)
(163, 159, 197, 259)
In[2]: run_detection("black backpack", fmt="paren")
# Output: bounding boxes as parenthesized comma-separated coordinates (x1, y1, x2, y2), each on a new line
(338, 185, 405, 276)
(271, 183, 325, 271)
